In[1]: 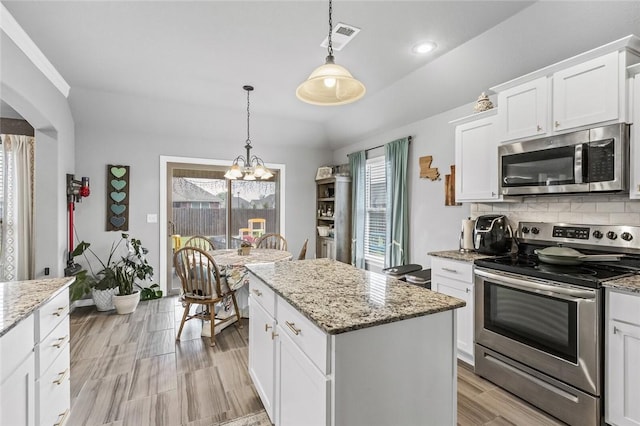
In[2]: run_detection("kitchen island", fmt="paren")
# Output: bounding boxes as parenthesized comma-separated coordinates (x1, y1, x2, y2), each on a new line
(246, 258, 465, 426)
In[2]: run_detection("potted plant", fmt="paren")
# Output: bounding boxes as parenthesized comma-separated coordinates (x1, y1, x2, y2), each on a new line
(68, 241, 119, 311)
(239, 240, 252, 256)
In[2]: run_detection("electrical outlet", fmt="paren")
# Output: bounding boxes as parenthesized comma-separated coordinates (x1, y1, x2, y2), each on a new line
(147, 214, 158, 223)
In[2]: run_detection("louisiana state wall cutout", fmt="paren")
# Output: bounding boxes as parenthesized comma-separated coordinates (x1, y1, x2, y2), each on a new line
(106, 164, 130, 231)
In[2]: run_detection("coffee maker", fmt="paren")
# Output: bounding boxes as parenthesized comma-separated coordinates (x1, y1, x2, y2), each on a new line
(473, 214, 512, 255)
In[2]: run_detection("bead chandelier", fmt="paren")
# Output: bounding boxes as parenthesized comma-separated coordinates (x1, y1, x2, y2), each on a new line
(224, 85, 273, 180)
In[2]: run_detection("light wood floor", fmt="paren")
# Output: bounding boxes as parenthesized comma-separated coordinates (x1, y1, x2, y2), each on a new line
(67, 297, 564, 426)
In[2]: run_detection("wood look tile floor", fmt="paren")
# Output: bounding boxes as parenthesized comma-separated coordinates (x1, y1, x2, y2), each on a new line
(68, 297, 564, 426)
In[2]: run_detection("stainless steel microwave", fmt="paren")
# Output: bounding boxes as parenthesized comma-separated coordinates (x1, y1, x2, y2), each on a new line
(499, 123, 629, 196)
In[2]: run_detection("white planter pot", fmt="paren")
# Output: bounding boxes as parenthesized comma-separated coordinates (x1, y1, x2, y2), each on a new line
(91, 287, 118, 311)
(112, 291, 141, 315)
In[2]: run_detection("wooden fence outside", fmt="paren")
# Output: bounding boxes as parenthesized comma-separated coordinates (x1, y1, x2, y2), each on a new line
(172, 208, 278, 239)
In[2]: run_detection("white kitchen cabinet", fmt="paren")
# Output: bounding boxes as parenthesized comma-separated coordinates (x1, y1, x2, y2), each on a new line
(431, 257, 475, 366)
(454, 110, 501, 203)
(497, 77, 548, 141)
(606, 289, 640, 426)
(248, 278, 277, 423)
(552, 52, 619, 132)
(0, 316, 35, 426)
(631, 65, 640, 199)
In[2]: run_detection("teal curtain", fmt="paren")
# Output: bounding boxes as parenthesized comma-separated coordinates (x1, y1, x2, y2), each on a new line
(384, 137, 409, 268)
(349, 151, 366, 268)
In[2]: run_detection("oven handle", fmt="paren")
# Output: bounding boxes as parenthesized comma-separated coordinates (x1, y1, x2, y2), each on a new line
(475, 268, 597, 301)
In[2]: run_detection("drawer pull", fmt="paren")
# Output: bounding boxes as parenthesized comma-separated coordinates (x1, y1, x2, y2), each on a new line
(555, 121, 560, 128)
(53, 409, 69, 426)
(272, 331, 278, 340)
(52, 335, 68, 348)
(537, 125, 542, 131)
(265, 324, 272, 332)
(466, 288, 471, 293)
(52, 306, 66, 317)
(285, 321, 301, 335)
(613, 326, 620, 335)
(53, 368, 69, 385)
(442, 267, 458, 273)
(252, 289, 263, 297)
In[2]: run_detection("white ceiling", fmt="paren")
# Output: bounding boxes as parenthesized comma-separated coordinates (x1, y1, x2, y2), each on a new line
(3, 1, 640, 148)
(2, 1, 533, 137)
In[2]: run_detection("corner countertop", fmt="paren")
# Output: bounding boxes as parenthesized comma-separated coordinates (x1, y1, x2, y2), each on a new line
(246, 258, 465, 335)
(428, 250, 495, 263)
(1, 277, 74, 338)
(603, 274, 640, 294)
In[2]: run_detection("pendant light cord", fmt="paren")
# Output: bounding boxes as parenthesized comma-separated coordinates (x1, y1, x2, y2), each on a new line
(327, 0, 333, 58)
(246, 88, 251, 146)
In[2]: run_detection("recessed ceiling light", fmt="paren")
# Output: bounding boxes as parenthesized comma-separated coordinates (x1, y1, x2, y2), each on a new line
(412, 41, 437, 55)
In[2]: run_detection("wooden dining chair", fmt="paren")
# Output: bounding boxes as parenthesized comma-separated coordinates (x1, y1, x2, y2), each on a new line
(173, 246, 241, 346)
(297, 238, 308, 260)
(255, 233, 288, 251)
(184, 235, 214, 251)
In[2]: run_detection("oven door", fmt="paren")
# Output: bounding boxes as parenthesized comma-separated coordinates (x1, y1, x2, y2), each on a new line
(499, 130, 589, 195)
(474, 268, 601, 395)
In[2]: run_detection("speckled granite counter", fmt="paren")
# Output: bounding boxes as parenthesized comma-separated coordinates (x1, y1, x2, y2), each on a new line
(0, 277, 74, 337)
(246, 258, 465, 335)
(428, 250, 495, 263)
(603, 274, 640, 294)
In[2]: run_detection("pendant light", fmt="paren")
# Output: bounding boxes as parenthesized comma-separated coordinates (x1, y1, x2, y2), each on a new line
(224, 85, 273, 181)
(296, 0, 365, 106)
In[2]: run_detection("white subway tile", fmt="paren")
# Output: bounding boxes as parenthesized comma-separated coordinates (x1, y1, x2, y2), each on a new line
(548, 203, 571, 212)
(625, 201, 640, 213)
(596, 202, 625, 213)
(609, 213, 640, 225)
(582, 213, 611, 224)
(571, 202, 596, 212)
(558, 212, 583, 223)
(528, 203, 549, 212)
(509, 203, 528, 212)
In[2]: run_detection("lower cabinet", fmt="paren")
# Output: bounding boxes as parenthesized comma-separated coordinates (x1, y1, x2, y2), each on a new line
(606, 289, 640, 426)
(431, 257, 475, 366)
(248, 299, 276, 421)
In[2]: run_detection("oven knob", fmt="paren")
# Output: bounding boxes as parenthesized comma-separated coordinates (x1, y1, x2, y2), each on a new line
(593, 230, 603, 239)
(621, 232, 633, 242)
(531, 227, 540, 235)
(521, 227, 530, 234)
(607, 231, 618, 240)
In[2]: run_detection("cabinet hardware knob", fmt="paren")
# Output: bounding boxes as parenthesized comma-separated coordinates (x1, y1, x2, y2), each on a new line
(52, 335, 68, 348)
(613, 326, 620, 334)
(271, 331, 279, 340)
(53, 409, 69, 426)
(466, 288, 471, 293)
(555, 121, 560, 128)
(491, 192, 496, 197)
(252, 289, 262, 297)
(285, 321, 301, 335)
(265, 324, 272, 332)
(442, 267, 458, 273)
(52, 306, 66, 317)
(537, 125, 542, 131)
(53, 368, 69, 385)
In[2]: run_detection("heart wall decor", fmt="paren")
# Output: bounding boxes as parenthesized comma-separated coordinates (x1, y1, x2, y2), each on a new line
(106, 164, 130, 231)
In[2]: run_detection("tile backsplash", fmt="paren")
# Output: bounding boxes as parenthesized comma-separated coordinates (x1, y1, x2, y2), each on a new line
(471, 194, 640, 227)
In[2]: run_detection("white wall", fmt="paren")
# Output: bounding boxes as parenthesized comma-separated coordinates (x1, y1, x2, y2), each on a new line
(71, 88, 332, 292)
(0, 32, 75, 278)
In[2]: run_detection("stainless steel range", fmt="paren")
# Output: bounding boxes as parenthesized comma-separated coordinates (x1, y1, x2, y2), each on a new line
(474, 221, 640, 426)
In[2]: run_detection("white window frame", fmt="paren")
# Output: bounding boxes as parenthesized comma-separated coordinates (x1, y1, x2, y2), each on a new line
(364, 156, 386, 268)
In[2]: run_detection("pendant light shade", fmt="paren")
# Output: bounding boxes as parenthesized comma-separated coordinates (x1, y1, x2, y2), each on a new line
(296, 0, 365, 106)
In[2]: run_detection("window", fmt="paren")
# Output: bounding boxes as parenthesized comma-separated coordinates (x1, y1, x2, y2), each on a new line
(364, 156, 386, 264)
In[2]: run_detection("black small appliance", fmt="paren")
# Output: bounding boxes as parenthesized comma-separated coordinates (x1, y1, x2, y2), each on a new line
(473, 214, 512, 255)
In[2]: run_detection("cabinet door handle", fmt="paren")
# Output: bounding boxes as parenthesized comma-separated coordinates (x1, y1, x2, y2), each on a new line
(613, 326, 620, 335)
(265, 323, 272, 332)
(53, 409, 70, 426)
(442, 267, 458, 273)
(555, 120, 560, 128)
(537, 125, 542, 131)
(285, 321, 301, 335)
(53, 368, 69, 385)
(252, 289, 262, 297)
(271, 331, 278, 340)
(466, 288, 471, 293)
(52, 335, 68, 348)
(52, 306, 66, 317)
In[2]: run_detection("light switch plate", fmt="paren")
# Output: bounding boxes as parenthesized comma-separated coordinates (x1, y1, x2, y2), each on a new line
(146, 214, 158, 223)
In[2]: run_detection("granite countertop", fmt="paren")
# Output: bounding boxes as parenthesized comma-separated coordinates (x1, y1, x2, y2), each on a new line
(428, 250, 495, 263)
(603, 274, 640, 294)
(0, 277, 74, 338)
(246, 258, 465, 335)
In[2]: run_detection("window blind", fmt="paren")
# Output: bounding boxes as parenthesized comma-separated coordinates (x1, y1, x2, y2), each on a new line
(364, 156, 386, 263)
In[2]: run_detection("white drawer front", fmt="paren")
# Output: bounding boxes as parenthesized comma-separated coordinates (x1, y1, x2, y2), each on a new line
(37, 344, 70, 426)
(36, 288, 69, 342)
(608, 289, 640, 324)
(431, 257, 473, 283)
(277, 297, 328, 374)
(37, 314, 70, 377)
(249, 277, 276, 317)
(0, 315, 34, 383)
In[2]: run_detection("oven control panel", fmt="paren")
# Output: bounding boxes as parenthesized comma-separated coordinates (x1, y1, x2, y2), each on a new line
(518, 222, 640, 251)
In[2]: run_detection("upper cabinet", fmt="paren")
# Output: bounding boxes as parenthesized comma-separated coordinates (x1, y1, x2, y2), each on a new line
(493, 35, 640, 143)
(630, 63, 640, 199)
(498, 77, 548, 141)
